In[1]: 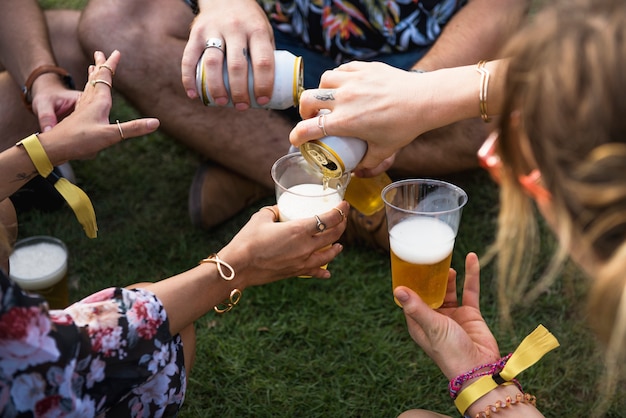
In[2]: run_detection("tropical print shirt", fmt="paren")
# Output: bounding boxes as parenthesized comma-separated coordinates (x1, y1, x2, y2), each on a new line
(185, 0, 467, 61)
(0, 270, 185, 417)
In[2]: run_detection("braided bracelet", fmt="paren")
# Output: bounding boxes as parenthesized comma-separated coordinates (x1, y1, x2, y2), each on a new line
(199, 254, 241, 313)
(472, 393, 537, 418)
(449, 353, 521, 399)
(454, 325, 559, 416)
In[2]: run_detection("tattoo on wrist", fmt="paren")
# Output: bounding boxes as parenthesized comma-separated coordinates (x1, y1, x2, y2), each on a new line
(14, 171, 37, 182)
(315, 90, 335, 101)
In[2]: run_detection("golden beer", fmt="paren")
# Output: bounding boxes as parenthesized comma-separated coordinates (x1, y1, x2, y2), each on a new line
(344, 172, 392, 216)
(9, 236, 70, 309)
(389, 217, 455, 308)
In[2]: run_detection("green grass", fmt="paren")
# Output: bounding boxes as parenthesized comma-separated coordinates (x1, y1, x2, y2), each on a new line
(21, 1, 626, 416)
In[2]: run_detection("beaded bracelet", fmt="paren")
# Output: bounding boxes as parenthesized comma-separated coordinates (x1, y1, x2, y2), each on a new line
(471, 393, 537, 418)
(199, 254, 241, 313)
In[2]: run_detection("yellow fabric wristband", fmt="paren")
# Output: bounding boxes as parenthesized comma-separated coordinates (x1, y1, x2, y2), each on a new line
(17, 134, 98, 238)
(454, 325, 560, 415)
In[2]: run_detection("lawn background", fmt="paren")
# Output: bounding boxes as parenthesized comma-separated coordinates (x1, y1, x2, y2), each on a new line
(23, 1, 625, 416)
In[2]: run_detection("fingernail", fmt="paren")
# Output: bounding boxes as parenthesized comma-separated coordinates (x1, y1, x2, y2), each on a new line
(43, 126, 52, 132)
(256, 96, 270, 105)
(186, 89, 197, 99)
(395, 288, 409, 303)
(235, 102, 249, 111)
(146, 119, 160, 129)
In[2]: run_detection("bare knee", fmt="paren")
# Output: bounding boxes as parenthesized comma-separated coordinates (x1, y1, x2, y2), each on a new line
(79, 0, 193, 55)
(44, 9, 90, 87)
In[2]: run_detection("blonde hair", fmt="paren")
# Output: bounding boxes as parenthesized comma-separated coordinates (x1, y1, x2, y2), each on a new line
(492, 0, 626, 405)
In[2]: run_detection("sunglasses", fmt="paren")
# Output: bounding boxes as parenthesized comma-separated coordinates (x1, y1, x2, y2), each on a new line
(477, 131, 551, 203)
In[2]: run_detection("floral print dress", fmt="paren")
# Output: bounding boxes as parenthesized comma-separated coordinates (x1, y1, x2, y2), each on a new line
(0, 270, 186, 417)
(185, 0, 467, 61)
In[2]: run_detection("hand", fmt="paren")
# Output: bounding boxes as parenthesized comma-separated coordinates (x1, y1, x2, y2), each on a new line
(219, 201, 350, 286)
(290, 61, 435, 170)
(39, 50, 160, 164)
(394, 253, 500, 380)
(29, 78, 80, 133)
(181, 0, 274, 109)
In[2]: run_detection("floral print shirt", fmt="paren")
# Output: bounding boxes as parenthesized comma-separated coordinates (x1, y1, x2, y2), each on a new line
(185, 0, 467, 61)
(0, 270, 185, 417)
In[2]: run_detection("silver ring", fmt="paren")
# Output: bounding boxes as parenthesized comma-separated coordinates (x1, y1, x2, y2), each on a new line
(315, 215, 327, 233)
(205, 37, 225, 53)
(317, 113, 328, 137)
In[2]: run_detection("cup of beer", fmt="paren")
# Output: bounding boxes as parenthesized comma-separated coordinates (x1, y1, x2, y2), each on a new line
(344, 172, 392, 216)
(9, 235, 70, 309)
(271, 152, 349, 273)
(382, 179, 467, 308)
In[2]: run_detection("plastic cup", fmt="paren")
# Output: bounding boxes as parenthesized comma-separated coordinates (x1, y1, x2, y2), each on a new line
(9, 235, 69, 309)
(382, 179, 467, 308)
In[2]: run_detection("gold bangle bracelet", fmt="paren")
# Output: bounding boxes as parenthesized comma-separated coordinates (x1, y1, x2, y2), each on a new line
(476, 60, 492, 123)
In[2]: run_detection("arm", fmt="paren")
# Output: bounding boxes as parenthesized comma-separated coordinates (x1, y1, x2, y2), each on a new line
(181, 0, 275, 109)
(412, 0, 530, 71)
(0, 50, 159, 201)
(290, 59, 505, 170)
(395, 253, 545, 417)
(0, 0, 80, 131)
(138, 200, 349, 336)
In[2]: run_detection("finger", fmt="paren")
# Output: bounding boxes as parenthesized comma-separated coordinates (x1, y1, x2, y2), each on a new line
(298, 89, 337, 119)
(310, 201, 349, 235)
(394, 286, 440, 328)
(199, 37, 229, 105)
(289, 118, 325, 147)
(461, 252, 481, 309)
(439, 268, 459, 308)
(258, 205, 280, 222)
(181, 32, 209, 98)
(115, 118, 160, 142)
(247, 37, 275, 106)
(303, 243, 344, 279)
(36, 105, 59, 133)
(225, 38, 252, 109)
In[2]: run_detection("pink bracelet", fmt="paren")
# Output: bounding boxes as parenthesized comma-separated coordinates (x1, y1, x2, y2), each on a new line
(449, 354, 522, 399)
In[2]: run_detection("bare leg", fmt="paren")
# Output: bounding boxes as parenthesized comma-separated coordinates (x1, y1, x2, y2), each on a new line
(0, 199, 18, 271)
(391, 118, 491, 177)
(78, 0, 292, 189)
(0, 10, 89, 151)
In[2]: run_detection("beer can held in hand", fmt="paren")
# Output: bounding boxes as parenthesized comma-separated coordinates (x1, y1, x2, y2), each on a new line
(196, 50, 303, 110)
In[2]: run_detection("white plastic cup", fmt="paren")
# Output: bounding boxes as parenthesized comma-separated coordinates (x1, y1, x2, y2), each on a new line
(9, 236, 69, 309)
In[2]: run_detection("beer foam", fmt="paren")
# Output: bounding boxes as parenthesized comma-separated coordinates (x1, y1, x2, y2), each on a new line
(277, 183, 343, 221)
(389, 217, 455, 264)
(9, 242, 67, 285)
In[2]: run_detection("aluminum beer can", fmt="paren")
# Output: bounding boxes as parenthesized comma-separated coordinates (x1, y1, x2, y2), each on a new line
(196, 50, 303, 110)
(300, 134, 367, 179)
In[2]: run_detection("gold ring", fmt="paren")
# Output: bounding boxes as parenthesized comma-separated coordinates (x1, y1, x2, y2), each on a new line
(314, 215, 327, 233)
(262, 206, 279, 221)
(333, 207, 345, 221)
(317, 113, 328, 137)
(91, 79, 112, 89)
(116, 120, 125, 140)
(99, 64, 115, 76)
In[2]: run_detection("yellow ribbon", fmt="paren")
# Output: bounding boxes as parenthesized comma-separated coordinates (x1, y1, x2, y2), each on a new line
(17, 134, 98, 238)
(455, 324, 560, 415)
